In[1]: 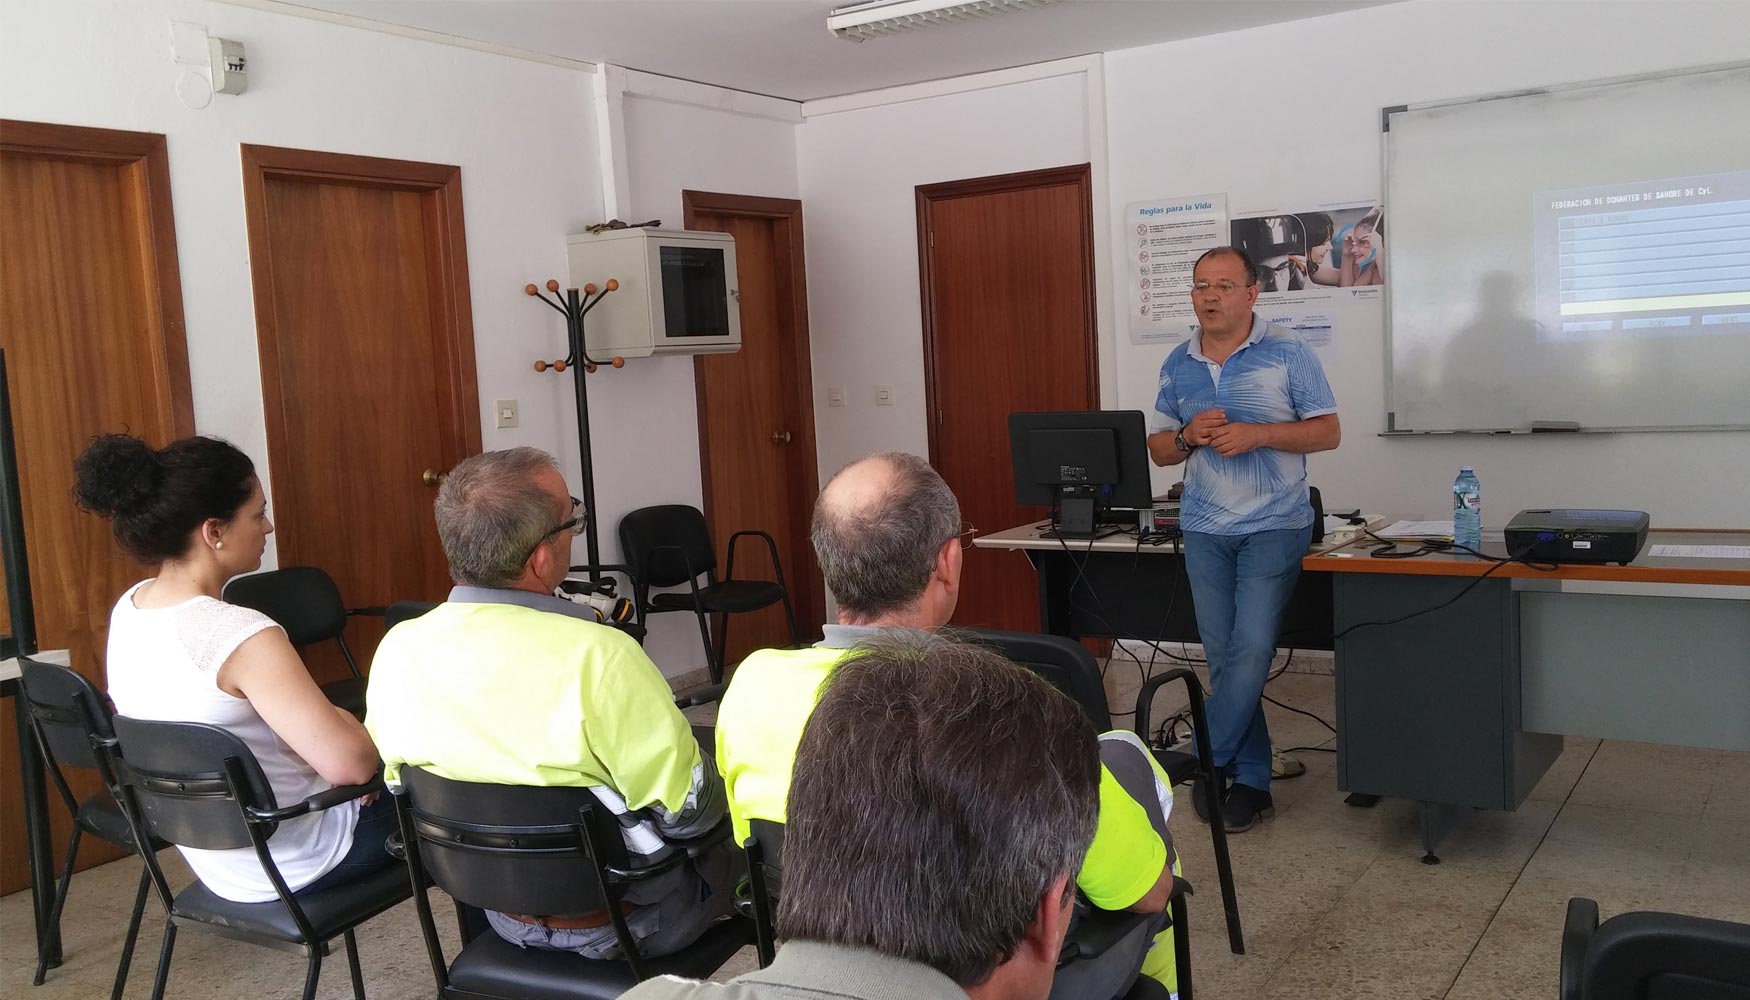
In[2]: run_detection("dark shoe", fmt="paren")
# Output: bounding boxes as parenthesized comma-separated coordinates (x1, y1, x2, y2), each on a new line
(1189, 772, 1230, 823)
(1220, 783, 1275, 832)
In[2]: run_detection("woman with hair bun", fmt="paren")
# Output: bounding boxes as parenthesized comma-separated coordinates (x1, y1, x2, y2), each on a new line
(74, 434, 393, 903)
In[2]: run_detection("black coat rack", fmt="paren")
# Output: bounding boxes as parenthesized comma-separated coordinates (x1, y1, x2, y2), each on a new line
(524, 279, 623, 583)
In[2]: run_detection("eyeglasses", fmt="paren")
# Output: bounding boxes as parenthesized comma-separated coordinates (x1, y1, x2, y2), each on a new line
(519, 496, 585, 566)
(957, 522, 977, 549)
(1190, 280, 1256, 295)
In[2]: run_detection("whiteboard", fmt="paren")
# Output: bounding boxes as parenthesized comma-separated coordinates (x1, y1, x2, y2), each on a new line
(1384, 64, 1750, 432)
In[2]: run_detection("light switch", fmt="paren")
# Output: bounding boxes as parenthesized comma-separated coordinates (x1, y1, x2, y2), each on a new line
(827, 386, 846, 408)
(495, 399, 519, 429)
(875, 385, 894, 406)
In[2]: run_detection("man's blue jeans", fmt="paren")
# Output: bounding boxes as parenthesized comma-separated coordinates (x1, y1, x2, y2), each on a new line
(1182, 524, 1312, 793)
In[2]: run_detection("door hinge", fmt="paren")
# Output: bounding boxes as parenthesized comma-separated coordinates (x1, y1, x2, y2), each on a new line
(928, 230, 934, 249)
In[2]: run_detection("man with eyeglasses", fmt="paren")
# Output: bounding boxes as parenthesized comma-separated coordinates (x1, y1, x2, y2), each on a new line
(1145, 246, 1341, 832)
(365, 447, 737, 961)
(716, 452, 1186, 999)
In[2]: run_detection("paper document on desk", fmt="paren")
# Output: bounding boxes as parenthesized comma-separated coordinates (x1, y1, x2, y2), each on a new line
(1648, 544, 1750, 559)
(1377, 519, 1453, 539)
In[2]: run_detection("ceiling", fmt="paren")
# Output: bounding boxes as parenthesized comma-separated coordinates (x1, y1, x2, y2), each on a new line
(269, 0, 1387, 102)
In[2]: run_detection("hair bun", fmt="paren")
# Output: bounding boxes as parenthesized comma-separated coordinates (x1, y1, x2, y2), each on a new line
(73, 434, 165, 517)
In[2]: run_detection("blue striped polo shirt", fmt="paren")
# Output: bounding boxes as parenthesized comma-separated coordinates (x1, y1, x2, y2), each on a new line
(1147, 315, 1337, 535)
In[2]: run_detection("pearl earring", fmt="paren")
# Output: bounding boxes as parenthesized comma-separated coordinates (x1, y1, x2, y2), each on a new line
(215, 540, 225, 550)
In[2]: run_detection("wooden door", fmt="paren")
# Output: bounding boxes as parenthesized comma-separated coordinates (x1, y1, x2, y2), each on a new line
(919, 165, 1098, 632)
(241, 146, 479, 684)
(683, 192, 823, 668)
(0, 120, 193, 893)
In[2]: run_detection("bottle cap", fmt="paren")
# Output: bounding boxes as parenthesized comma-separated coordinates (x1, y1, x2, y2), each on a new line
(1460, 466, 1474, 473)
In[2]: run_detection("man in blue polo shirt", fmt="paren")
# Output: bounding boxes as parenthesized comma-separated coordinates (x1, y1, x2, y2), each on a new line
(1145, 246, 1340, 832)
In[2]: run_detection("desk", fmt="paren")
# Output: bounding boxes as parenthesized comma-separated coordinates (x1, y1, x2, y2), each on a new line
(2, 649, 67, 967)
(1305, 531, 1750, 859)
(975, 520, 1370, 650)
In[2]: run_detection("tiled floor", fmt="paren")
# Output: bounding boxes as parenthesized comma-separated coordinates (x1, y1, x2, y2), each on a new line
(5, 664, 1746, 999)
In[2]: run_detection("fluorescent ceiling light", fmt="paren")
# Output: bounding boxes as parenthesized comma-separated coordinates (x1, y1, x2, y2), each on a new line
(827, 0, 1058, 42)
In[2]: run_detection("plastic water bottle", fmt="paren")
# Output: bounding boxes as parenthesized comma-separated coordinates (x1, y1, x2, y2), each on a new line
(1452, 467, 1482, 552)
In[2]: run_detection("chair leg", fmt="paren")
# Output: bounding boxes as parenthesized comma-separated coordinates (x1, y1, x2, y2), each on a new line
(148, 924, 176, 1000)
(694, 608, 722, 685)
(1203, 774, 1244, 954)
(344, 929, 366, 1000)
(109, 862, 151, 1000)
(35, 825, 82, 984)
(301, 950, 322, 1000)
(1172, 892, 1193, 1000)
(713, 612, 731, 680)
(777, 587, 801, 648)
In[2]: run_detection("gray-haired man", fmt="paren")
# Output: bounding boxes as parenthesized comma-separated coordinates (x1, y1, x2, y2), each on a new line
(624, 630, 1102, 1000)
(366, 447, 737, 961)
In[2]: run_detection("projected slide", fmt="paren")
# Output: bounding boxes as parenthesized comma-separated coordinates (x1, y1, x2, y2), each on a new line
(1534, 170, 1750, 342)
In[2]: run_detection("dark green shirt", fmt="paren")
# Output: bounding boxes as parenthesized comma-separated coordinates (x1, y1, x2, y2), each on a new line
(618, 941, 967, 1000)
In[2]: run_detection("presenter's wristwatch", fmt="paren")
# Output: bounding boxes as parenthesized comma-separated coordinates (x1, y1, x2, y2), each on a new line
(1174, 431, 1196, 454)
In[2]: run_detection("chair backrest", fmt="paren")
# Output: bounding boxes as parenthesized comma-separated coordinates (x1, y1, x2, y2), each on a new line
(223, 566, 347, 645)
(967, 628, 1112, 731)
(20, 656, 114, 770)
(619, 505, 716, 588)
(395, 765, 623, 917)
(747, 818, 785, 878)
(384, 599, 440, 632)
(111, 716, 280, 850)
(743, 819, 786, 967)
(1581, 906, 1750, 999)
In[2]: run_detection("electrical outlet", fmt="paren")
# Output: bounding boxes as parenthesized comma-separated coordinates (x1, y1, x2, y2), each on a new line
(495, 399, 519, 429)
(827, 386, 846, 408)
(875, 384, 894, 406)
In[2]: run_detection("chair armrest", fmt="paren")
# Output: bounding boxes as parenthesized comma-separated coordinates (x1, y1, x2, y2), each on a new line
(1560, 897, 1599, 1000)
(674, 683, 728, 709)
(248, 777, 385, 823)
(1132, 667, 1202, 741)
(568, 562, 634, 579)
(346, 606, 390, 618)
(602, 817, 734, 882)
(724, 530, 785, 586)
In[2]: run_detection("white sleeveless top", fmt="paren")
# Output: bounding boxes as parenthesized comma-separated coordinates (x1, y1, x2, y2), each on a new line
(106, 581, 359, 902)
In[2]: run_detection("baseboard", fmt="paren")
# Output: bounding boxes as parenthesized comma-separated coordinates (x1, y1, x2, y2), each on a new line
(667, 665, 715, 695)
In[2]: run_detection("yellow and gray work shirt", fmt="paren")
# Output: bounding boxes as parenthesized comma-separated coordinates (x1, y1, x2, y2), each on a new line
(366, 587, 725, 871)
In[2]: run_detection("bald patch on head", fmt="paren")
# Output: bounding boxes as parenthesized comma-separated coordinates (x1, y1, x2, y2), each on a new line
(819, 454, 903, 520)
(810, 452, 961, 620)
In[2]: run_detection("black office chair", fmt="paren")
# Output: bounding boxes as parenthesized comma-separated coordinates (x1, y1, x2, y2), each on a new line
(391, 765, 752, 998)
(18, 657, 163, 1000)
(619, 505, 801, 685)
(969, 628, 1245, 956)
(738, 817, 1189, 999)
(222, 566, 386, 715)
(106, 716, 410, 1000)
(1560, 897, 1750, 1000)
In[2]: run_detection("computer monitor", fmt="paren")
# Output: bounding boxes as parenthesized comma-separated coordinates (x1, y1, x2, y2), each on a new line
(1009, 410, 1152, 538)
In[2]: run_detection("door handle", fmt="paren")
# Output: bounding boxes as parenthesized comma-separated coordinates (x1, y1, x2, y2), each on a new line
(421, 468, 446, 487)
(771, 431, 792, 445)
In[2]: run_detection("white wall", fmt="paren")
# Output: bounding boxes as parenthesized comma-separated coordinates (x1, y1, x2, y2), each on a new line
(602, 89, 802, 673)
(1106, 0, 1750, 526)
(796, 73, 1093, 479)
(1, 0, 601, 526)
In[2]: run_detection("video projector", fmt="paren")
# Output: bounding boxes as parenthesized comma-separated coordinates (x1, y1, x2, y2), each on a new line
(1503, 509, 1649, 566)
